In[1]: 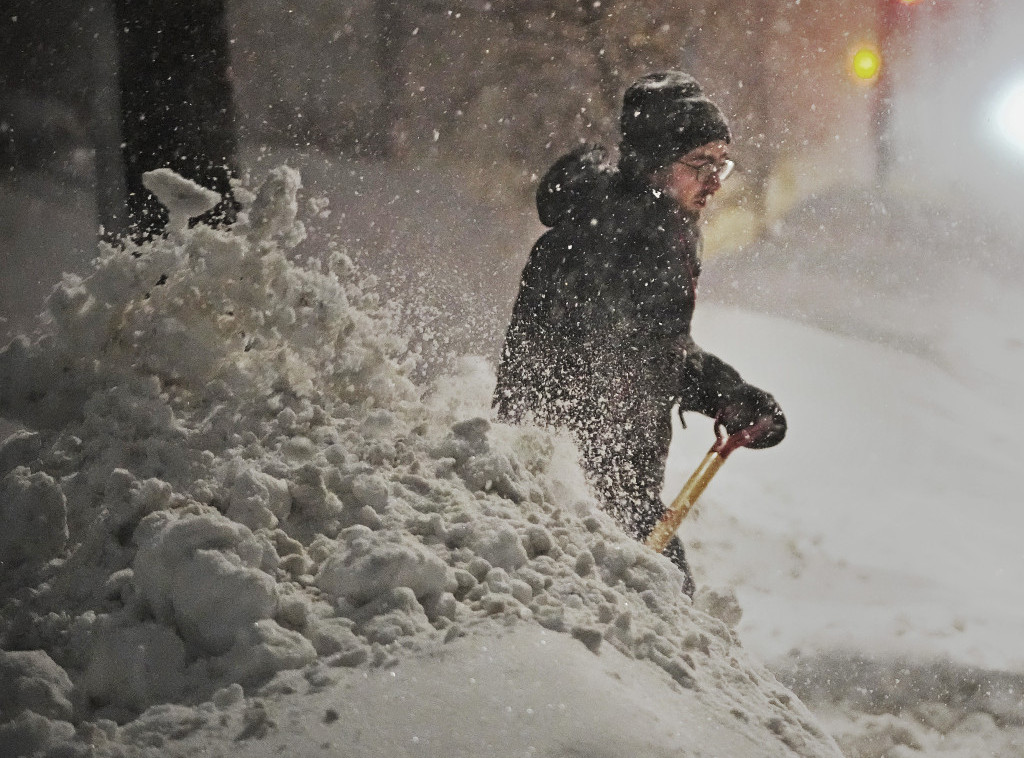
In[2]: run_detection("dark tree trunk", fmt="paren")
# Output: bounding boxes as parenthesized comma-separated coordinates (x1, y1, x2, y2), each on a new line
(371, 0, 403, 158)
(88, 0, 127, 241)
(111, 0, 238, 241)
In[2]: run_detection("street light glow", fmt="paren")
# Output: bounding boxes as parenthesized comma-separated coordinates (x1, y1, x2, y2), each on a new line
(851, 46, 882, 82)
(994, 78, 1024, 154)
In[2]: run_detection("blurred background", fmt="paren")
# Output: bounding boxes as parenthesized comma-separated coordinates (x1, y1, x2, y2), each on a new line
(2, 0, 1023, 366)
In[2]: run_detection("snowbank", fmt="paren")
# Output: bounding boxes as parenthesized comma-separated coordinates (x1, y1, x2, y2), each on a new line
(0, 167, 841, 756)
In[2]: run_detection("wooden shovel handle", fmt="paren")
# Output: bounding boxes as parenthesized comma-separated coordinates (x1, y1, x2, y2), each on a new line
(645, 447, 726, 553)
(645, 417, 773, 554)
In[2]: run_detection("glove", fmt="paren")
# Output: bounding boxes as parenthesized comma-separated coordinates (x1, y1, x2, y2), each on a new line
(716, 384, 787, 449)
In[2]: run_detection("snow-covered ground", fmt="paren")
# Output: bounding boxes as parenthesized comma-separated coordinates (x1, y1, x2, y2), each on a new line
(685, 190, 1024, 756)
(674, 299, 1024, 669)
(1, 164, 1023, 757)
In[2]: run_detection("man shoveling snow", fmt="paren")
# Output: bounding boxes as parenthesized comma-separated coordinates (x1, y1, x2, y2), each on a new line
(495, 71, 787, 594)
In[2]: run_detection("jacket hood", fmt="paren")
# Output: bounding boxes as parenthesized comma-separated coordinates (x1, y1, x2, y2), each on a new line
(536, 144, 617, 227)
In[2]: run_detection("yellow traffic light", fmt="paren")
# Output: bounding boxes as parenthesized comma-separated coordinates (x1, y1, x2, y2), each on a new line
(850, 45, 882, 82)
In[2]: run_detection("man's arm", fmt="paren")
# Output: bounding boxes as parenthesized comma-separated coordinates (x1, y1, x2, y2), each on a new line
(673, 340, 787, 449)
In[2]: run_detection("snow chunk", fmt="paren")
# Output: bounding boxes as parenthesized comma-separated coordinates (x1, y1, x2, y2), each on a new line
(472, 523, 528, 571)
(0, 650, 74, 722)
(0, 430, 42, 479)
(132, 509, 279, 654)
(142, 168, 221, 237)
(172, 549, 278, 655)
(117, 703, 209, 746)
(834, 714, 925, 757)
(216, 619, 317, 688)
(244, 165, 305, 247)
(315, 526, 449, 606)
(226, 468, 292, 531)
(83, 621, 188, 709)
(288, 464, 344, 523)
(351, 472, 389, 512)
(0, 712, 75, 758)
(0, 467, 68, 566)
(306, 618, 369, 662)
(694, 585, 744, 629)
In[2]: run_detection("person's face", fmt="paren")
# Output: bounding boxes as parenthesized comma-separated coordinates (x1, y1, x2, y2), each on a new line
(658, 141, 731, 216)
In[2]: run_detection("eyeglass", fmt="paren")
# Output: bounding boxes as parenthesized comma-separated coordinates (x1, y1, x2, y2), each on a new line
(681, 158, 735, 183)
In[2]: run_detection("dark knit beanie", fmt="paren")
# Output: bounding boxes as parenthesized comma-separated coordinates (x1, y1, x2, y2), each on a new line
(619, 71, 731, 178)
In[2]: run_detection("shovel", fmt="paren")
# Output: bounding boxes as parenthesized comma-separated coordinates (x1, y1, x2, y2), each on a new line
(645, 416, 773, 554)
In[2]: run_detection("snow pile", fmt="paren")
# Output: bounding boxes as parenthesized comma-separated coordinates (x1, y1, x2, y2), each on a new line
(0, 168, 841, 756)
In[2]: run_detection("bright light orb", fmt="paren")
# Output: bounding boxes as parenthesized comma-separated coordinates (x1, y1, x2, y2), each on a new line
(994, 79, 1024, 154)
(851, 46, 882, 82)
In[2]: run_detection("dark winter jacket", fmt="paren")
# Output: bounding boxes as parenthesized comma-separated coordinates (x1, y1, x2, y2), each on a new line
(494, 144, 747, 428)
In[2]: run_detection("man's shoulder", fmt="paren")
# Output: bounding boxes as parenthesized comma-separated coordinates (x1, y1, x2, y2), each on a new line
(536, 144, 618, 227)
(530, 197, 680, 268)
